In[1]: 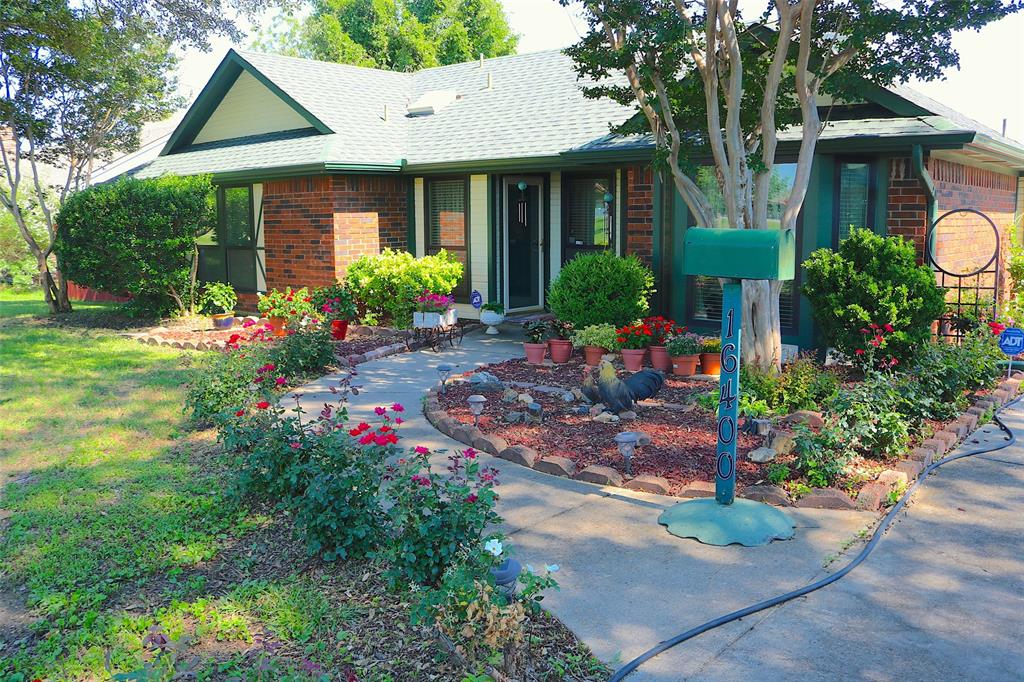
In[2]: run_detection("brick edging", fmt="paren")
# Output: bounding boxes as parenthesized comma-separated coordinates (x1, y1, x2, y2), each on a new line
(421, 367, 1023, 511)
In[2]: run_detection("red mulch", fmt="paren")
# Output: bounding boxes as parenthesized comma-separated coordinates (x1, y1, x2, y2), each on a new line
(147, 320, 405, 357)
(440, 357, 768, 495)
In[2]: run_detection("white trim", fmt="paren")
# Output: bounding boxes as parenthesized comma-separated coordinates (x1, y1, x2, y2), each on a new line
(550, 171, 562, 280)
(615, 168, 624, 256)
(414, 177, 426, 257)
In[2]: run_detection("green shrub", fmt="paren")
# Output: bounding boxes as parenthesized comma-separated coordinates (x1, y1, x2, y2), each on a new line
(828, 374, 910, 459)
(792, 422, 850, 487)
(268, 325, 335, 378)
(571, 323, 618, 349)
(666, 333, 702, 356)
(546, 251, 654, 328)
(55, 174, 215, 316)
(199, 282, 237, 315)
(906, 330, 1003, 420)
(802, 228, 945, 363)
(345, 249, 463, 326)
(381, 447, 501, 587)
(257, 286, 314, 320)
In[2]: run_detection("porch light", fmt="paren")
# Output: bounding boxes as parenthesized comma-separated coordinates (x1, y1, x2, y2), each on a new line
(603, 191, 614, 204)
(614, 431, 639, 476)
(436, 363, 454, 393)
(517, 181, 528, 191)
(467, 394, 487, 426)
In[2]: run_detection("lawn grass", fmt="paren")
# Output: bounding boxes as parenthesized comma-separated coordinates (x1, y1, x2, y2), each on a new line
(0, 294, 606, 681)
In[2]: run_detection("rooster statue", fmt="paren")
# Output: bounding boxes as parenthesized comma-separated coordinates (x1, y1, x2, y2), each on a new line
(581, 360, 665, 413)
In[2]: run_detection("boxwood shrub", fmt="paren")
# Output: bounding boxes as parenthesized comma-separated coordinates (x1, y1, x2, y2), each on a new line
(345, 249, 463, 326)
(546, 251, 654, 328)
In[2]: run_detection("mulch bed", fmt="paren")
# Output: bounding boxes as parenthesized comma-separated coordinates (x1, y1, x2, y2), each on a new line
(439, 357, 768, 495)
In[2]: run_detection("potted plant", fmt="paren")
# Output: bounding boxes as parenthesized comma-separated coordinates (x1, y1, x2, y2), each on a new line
(644, 316, 685, 372)
(522, 320, 548, 364)
(413, 291, 457, 328)
(479, 301, 506, 335)
(547, 319, 574, 363)
(699, 337, 723, 376)
(571, 323, 617, 366)
(257, 286, 312, 337)
(616, 322, 653, 372)
(312, 282, 357, 340)
(199, 281, 237, 330)
(666, 333, 702, 376)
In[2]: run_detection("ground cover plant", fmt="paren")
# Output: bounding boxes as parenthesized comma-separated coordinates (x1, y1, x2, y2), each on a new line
(0, 291, 606, 680)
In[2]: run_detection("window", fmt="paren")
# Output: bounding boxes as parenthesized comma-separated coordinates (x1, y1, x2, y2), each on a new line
(198, 185, 266, 292)
(425, 177, 469, 300)
(688, 164, 799, 332)
(834, 160, 875, 246)
(562, 175, 613, 261)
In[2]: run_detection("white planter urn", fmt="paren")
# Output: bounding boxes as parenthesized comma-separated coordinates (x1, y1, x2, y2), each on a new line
(413, 308, 457, 328)
(479, 310, 506, 335)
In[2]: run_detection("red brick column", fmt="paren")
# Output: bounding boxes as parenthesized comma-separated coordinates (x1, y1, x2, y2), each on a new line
(886, 158, 929, 263)
(625, 166, 654, 266)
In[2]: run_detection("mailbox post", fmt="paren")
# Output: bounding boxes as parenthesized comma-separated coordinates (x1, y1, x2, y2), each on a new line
(658, 228, 797, 546)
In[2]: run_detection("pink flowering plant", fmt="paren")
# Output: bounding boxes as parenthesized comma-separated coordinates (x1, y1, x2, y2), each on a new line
(311, 282, 357, 322)
(850, 322, 899, 373)
(218, 381, 407, 562)
(415, 291, 454, 313)
(381, 446, 501, 587)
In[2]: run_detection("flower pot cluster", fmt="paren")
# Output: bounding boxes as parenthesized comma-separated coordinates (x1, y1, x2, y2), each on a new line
(521, 319, 577, 364)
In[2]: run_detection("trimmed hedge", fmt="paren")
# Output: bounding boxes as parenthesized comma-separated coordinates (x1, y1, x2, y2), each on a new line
(546, 251, 654, 328)
(345, 248, 463, 326)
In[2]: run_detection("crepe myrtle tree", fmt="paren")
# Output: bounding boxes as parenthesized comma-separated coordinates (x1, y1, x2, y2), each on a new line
(563, 0, 1021, 371)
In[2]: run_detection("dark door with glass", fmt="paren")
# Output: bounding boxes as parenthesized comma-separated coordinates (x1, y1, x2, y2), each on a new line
(504, 178, 542, 310)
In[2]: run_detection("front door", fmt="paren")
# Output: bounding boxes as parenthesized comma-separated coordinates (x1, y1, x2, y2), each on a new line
(503, 177, 543, 311)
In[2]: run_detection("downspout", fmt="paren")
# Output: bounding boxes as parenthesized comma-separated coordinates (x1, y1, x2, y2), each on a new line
(911, 144, 937, 256)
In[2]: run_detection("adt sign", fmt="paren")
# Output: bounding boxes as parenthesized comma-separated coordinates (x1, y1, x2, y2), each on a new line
(999, 327, 1024, 356)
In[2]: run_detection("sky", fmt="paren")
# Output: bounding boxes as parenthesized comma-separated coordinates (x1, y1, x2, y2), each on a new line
(173, 0, 1024, 141)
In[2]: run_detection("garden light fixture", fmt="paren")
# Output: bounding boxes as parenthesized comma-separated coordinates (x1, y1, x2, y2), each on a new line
(436, 363, 453, 393)
(614, 431, 639, 476)
(467, 394, 487, 426)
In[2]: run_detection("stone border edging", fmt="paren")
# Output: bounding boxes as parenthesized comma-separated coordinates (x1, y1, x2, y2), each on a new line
(128, 317, 482, 369)
(422, 367, 1023, 512)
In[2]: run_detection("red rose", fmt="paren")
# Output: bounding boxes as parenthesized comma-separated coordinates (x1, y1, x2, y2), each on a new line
(255, 401, 270, 409)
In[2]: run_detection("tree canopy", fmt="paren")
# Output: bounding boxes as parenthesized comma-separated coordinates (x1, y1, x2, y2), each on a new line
(252, 0, 518, 70)
(564, 0, 1021, 370)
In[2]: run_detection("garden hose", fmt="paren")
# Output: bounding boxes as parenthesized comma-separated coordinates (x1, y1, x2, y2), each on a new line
(608, 395, 1023, 682)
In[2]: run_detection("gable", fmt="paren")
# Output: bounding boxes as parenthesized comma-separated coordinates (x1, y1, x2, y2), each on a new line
(193, 70, 312, 145)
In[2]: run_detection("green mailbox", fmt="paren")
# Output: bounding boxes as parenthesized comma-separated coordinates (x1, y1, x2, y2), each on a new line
(683, 227, 796, 281)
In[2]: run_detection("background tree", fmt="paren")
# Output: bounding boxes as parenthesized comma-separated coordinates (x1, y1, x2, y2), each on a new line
(252, 0, 518, 70)
(55, 175, 216, 317)
(564, 0, 1021, 371)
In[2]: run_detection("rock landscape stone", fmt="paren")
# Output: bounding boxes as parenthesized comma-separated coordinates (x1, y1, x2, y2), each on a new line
(575, 465, 624, 487)
(534, 456, 578, 478)
(624, 475, 671, 495)
(794, 488, 857, 510)
(747, 446, 776, 463)
(740, 484, 790, 506)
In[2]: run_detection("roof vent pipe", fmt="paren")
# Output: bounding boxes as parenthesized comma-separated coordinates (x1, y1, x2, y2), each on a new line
(486, 72, 493, 90)
(479, 53, 484, 68)
(383, 104, 389, 121)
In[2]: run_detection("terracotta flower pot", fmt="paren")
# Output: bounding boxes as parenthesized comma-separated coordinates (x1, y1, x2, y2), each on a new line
(268, 316, 288, 337)
(583, 345, 607, 366)
(671, 354, 700, 376)
(621, 348, 647, 372)
(210, 312, 235, 330)
(330, 319, 349, 340)
(700, 352, 721, 376)
(649, 345, 672, 372)
(549, 338, 573, 363)
(523, 342, 547, 364)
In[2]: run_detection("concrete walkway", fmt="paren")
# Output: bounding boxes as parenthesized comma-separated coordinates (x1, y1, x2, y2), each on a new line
(294, 329, 1023, 681)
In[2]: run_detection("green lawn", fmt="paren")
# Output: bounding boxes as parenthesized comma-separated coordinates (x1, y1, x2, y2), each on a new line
(0, 292, 364, 679)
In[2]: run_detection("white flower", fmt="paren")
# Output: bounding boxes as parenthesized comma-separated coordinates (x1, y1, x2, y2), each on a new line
(545, 564, 560, 573)
(483, 539, 503, 557)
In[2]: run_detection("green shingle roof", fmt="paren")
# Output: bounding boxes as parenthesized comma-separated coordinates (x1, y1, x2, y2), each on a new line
(136, 48, 634, 179)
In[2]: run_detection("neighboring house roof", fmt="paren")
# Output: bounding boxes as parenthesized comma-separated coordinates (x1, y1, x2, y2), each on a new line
(132, 47, 1024, 181)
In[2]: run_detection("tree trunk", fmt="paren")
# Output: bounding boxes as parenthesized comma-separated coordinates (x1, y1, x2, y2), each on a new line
(38, 255, 72, 313)
(741, 279, 782, 372)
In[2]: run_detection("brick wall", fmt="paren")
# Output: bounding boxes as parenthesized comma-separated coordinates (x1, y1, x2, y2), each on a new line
(887, 156, 1018, 302)
(261, 174, 408, 291)
(625, 166, 654, 266)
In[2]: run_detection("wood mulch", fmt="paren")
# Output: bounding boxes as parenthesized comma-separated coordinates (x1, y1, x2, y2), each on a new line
(439, 356, 769, 495)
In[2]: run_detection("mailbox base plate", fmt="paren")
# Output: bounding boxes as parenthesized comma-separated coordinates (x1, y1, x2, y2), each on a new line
(658, 497, 795, 547)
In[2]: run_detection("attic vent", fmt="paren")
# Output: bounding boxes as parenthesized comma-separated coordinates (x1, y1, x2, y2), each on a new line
(407, 89, 459, 117)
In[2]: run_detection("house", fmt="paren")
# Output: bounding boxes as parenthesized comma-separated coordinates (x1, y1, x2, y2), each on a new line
(131, 48, 1024, 350)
